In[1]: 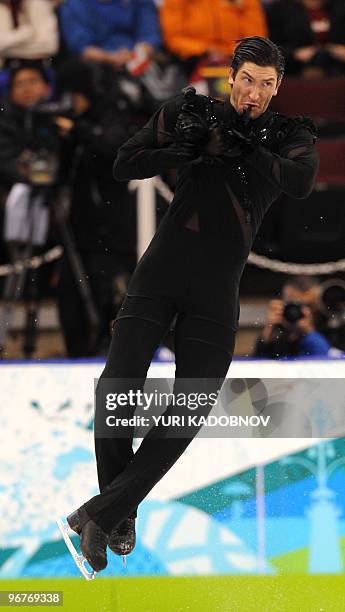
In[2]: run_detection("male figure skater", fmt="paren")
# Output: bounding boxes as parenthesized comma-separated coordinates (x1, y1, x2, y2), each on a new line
(58, 37, 319, 577)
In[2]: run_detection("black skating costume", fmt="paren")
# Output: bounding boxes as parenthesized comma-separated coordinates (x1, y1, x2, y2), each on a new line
(81, 92, 319, 534)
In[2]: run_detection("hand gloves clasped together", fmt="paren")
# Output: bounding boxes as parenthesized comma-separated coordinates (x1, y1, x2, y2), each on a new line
(162, 87, 256, 168)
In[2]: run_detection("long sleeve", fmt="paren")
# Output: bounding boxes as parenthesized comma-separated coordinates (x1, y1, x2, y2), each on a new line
(160, 0, 210, 59)
(135, 0, 161, 49)
(160, 0, 266, 60)
(243, 125, 319, 199)
(0, 12, 33, 56)
(298, 331, 331, 356)
(240, 0, 268, 40)
(113, 96, 183, 181)
(1, 0, 58, 59)
(59, 0, 93, 54)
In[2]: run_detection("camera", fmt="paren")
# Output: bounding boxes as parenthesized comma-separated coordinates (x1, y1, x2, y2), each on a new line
(24, 94, 73, 187)
(283, 301, 304, 323)
(26, 148, 59, 186)
(318, 280, 345, 317)
(318, 279, 345, 333)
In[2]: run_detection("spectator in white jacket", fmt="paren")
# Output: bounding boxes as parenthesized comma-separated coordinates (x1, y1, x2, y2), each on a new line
(0, 0, 59, 66)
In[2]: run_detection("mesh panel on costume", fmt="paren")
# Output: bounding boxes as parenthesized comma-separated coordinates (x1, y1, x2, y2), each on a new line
(286, 146, 309, 159)
(225, 181, 252, 247)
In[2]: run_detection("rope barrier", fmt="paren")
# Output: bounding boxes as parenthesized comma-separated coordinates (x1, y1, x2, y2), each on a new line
(0, 246, 63, 276)
(247, 252, 345, 275)
(149, 178, 345, 276)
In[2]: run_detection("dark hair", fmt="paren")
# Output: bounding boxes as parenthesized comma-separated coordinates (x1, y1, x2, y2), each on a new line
(9, 61, 51, 89)
(231, 36, 285, 81)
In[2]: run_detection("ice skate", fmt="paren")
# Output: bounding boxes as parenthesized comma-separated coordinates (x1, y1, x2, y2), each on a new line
(109, 517, 136, 565)
(57, 507, 108, 580)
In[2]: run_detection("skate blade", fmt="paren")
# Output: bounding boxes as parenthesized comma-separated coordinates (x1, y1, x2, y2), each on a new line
(122, 555, 126, 567)
(56, 518, 96, 581)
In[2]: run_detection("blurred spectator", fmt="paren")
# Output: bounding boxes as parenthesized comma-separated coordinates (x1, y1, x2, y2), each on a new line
(266, 0, 345, 77)
(0, 62, 59, 188)
(55, 60, 139, 356)
(59, 0, 161, 69)
(159, 0, 267, 73)
(0, 0, 59, 66)
(253, 275, 339, 358)
(0, 62, 60, 326)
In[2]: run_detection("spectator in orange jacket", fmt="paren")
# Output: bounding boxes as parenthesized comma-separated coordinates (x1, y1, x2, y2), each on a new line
(159, 0, 267, 67)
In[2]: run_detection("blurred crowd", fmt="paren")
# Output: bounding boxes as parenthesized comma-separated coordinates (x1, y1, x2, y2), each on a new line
(0, 0, 344, 359)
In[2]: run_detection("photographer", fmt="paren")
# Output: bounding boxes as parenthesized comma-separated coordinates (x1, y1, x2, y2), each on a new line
(0, 62, 59, 189)
(55, 60, 139, 357)
(253, 275, 334, 358)
(0, 62, 61, 356)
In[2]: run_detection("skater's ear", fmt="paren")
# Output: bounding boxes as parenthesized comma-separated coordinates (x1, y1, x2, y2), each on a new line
(228, 68, 235, 88)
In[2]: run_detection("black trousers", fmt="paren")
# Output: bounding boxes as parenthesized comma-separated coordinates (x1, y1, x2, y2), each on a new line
(82, 218, 243, 534)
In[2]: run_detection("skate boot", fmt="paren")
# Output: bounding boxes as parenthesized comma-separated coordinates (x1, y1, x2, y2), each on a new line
(109, 517, 136, 562)
(57, 507, 108, 579)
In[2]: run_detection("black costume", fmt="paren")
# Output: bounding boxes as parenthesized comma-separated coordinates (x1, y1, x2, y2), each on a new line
(81, 92, 319, 534)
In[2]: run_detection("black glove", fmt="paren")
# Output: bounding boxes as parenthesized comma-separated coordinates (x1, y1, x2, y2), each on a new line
(174, 86, 219, 147)
(221, 107, 255, 158)
(175, 107, 210, 146)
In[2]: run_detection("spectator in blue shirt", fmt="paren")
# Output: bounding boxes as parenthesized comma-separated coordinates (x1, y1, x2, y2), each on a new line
(253, 275, 336, 358)
(59, 0, 161, 69)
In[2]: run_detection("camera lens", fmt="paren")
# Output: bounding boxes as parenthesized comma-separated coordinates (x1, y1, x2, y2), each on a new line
(283, 302, 304, 323)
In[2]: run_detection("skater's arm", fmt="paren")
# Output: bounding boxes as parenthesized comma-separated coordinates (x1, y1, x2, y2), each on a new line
(113, 95, 199, 180)
(242, 125, 319, 199)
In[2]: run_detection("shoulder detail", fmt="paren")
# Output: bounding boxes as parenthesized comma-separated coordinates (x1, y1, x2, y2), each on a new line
(272, 114, 318, 143)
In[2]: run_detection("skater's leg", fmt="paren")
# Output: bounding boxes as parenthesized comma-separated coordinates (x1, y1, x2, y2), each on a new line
(95, 294, 175, 505)
(83, 314, 235, 533)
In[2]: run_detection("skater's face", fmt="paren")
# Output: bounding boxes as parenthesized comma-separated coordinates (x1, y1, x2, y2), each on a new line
(10, 69, 50, 108)
(228, 62, 281, 119)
